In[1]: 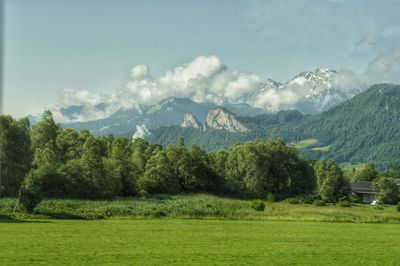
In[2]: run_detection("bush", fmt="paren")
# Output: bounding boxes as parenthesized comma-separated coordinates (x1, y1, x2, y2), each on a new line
(18, 185, 43, 213)
(266, 193, 275, 203)
(396, 202, 400, 212)
(339, 200, 351, 207)
(350, 193, 359, 203)
(302, 194, 315, 204)
(287, 198, 301, 204)
(313, 200, 326, 206)
(251, 200, 265, 211)
(339, 196, 350, 202)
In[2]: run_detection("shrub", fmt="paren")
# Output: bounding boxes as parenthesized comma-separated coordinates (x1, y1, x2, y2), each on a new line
(339, 196, 350, 202)
(313, 200, 326, 206)
(18, 185, 43, 213)
(396, 202, 400, 212)
(350, 193, 359, 203)
(339, 200, 351, 207)
(151, 210, 168, 218)
(251, 200, 265, 211)
(287, 198, 301, 204)
(266, 193, 275, 203)
(302, 194, 315, 204)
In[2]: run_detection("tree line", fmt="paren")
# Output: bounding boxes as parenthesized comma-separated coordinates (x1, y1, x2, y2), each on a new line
(0, 111, 399, 211)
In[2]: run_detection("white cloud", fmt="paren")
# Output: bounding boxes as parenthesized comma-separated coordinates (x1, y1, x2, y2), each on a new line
(253, 86, 306, 111)
(58, 88, 104, 106)
(53, 88, 119, 123)
(363, 48, 400, 84)
(130, 65, 150, 80)
(115, 55, 262, 109)
(331, 69, 365, 90)
(331, 48, 400, 90)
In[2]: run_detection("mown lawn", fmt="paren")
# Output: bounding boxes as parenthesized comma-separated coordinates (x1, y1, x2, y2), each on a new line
(0, 218, 399, 265)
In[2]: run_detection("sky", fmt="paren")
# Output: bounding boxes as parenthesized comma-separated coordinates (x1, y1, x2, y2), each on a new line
(3, 0, 400, 117)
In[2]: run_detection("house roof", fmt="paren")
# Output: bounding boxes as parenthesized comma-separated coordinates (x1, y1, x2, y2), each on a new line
(351, 181, 375, 193)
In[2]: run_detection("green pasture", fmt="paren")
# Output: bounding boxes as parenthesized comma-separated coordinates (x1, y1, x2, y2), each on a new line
(1, 218, 399, 265)
(341, 162, 368, 172)
(293, 138, 318, 149)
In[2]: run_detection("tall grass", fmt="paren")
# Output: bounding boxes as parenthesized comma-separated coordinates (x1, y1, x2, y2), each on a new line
(1, 194, 400, 223)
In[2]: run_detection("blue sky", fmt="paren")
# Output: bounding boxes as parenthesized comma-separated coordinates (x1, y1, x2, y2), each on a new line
(3, 0, 400, 117)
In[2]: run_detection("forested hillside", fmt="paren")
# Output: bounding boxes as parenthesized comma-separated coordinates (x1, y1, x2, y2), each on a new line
(148, 84, 400, 170)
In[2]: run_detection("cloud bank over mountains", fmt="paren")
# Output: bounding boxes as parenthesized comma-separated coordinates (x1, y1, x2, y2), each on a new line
(54, 49, 400, 123)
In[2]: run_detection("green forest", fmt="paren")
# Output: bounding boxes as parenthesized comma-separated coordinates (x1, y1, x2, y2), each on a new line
(1, 109, 400, 213)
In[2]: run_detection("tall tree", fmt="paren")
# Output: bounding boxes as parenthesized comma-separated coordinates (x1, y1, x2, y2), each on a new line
(0, 116, 32, 197)
(225, 142, 267, 198)
(165, 138, 208, 192)
(373, 177, 399, 204)
(355, 162, 379, 181)
(108, 137, 137, 196)
(136, 150, 180, 195)
(131, 138, 153, 176)
(225, 139, 315, 199)
(79, 136, 122, 198)
(314, 159, 349, 202)
(209, 149, 228, 178)
(31, 110, 60, 166)
(28, 111, 65, 196)
(56, 128, 82, 162)
(263, 139, 315, 197)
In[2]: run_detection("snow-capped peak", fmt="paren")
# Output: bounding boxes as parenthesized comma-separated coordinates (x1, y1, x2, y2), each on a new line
(250, 67, 365, 114)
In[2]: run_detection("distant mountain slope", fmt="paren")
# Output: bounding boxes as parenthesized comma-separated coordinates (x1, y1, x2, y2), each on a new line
(147, 84, 400, 170)
(62, 97, 265, 135)
(303, 84, 400, 167)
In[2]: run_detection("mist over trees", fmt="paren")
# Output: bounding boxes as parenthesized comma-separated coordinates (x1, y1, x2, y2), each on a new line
(0, 111, 399, 205)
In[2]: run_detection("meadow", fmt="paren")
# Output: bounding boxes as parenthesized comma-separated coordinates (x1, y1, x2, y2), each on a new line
(1, 218, 400, 265)
(1, 195, 400, 265)
(1, 194, 400, 223)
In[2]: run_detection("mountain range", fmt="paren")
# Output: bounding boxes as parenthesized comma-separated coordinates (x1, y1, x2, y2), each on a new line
(53, 67, 365, 135)
(60, 97, 265, 136)
(146, 84, 400, 170)
(29, 68, 400, 169)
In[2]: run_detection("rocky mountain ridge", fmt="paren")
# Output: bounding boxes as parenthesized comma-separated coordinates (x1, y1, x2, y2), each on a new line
(205, 108, 250, 133)
(181, 113, 201, 129)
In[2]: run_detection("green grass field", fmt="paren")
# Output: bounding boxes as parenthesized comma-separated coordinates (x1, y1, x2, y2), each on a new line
(1, 218, 400, 265)
(1, 195, 400, 265)
(293, 138, 318, 149)
(310, 145, 330, 152)
(341, 162, 368, 172)
(293, 138, 330, 152)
